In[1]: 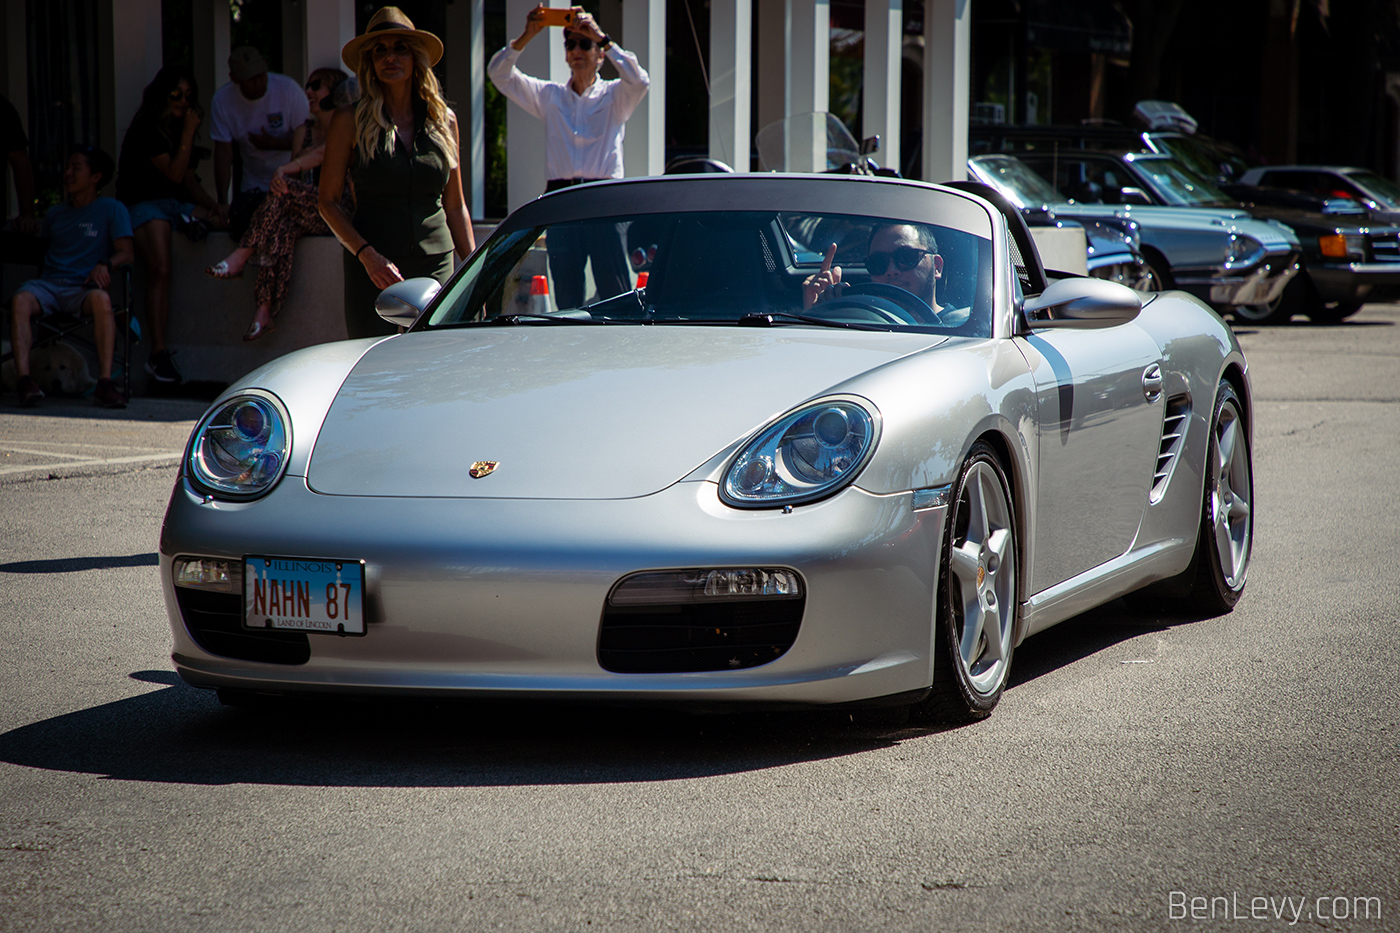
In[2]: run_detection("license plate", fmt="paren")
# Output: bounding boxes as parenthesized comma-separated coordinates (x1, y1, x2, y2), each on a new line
(243, 556, 366, 635)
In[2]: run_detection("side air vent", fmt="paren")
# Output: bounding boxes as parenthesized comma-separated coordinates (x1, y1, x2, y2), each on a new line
(1151, 394, 1192, 503)
(175, 588, 311, 665)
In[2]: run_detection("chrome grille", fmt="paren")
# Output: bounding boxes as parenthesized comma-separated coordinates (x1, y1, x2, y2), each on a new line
(1151, 395, 1192, 503)
(1370, 232, 1400, 262)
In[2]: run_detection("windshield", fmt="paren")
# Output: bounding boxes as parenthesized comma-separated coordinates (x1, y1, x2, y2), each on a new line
(755, 112, 862, 172)
(1130, 157, 1235, 207)
(972, 155, 1061, 208)
(424, 209, 994, 336)
(1348, 170, 1400, 207)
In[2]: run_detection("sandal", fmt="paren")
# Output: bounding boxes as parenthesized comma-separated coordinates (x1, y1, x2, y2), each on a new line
(243, 319, 276, 342)
(205, 260, 243, 279)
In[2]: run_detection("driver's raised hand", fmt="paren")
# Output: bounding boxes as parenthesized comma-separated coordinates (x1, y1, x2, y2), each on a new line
(803, 242, 843, 309)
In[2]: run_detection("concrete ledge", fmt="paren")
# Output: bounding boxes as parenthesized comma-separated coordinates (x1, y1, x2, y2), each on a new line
(160, 233, 349, 391)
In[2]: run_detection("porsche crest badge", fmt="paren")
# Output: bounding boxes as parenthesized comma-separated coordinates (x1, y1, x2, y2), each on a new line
(469, 461, 499, 479)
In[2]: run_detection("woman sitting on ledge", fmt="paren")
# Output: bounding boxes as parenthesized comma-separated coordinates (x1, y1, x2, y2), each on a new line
(205, 68, 355, 341)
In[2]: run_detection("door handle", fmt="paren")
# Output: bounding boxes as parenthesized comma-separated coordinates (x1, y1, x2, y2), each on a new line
(1142, 363, 1163, 401)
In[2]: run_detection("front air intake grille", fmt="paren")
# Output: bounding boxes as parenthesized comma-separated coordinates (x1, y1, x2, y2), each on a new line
(1151, 394, 1192, 503)
(599, 598, 804, 673)
(1369, 232, 1400, 262)
(175, 587, 310, 665)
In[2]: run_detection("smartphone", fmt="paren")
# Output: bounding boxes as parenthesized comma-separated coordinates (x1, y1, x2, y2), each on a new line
(536, 7, 577, 28)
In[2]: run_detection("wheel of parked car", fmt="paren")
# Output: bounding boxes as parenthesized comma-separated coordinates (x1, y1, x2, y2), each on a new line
(1139, 251, 1173, 292)
(917, 442, 1018, 722)
(1307, 300, 1363, 324)
(1188, 381, 1253, 614)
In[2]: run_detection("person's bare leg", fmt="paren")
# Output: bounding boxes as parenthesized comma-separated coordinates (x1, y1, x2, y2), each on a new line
(85, 290, 115, 380)
(8, 291, 38, 377)
(250, 301, 273, 328)
(133, 220, 172, 352)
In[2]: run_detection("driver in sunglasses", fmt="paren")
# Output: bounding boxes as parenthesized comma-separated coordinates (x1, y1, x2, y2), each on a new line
(804, 222, 944, 317)
(487, 5, 650, 307)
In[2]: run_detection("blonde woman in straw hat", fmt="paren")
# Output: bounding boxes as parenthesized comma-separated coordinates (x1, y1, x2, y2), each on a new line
(319, 6, 475, 338)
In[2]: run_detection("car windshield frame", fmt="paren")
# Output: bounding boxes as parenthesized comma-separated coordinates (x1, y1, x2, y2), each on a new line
(420, 195, 998, 338)
(1346, 169, 1400, 207)
(1126, 155, 1237, 208)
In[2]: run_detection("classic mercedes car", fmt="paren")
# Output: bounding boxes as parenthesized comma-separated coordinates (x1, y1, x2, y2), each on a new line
(969, 152, 1297, 307)
(161, 174, 1254, 723)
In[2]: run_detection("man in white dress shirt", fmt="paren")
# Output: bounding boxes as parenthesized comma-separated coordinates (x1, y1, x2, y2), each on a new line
(488, 6, 650, 307)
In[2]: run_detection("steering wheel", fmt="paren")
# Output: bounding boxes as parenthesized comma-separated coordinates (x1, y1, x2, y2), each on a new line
(820, 282, 941, 325)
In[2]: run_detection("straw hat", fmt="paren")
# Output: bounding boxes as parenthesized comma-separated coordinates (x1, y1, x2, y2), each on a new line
(341, 6, 444, 71)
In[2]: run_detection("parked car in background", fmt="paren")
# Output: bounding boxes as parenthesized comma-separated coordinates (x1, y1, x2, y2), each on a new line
(1013, 149, 1400, 323)
(1239, 165, 1400, 225)
(969, 152, 1299, 312)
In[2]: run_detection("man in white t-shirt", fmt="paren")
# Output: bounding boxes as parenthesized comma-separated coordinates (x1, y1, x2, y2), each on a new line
(210, 46, 310, 238)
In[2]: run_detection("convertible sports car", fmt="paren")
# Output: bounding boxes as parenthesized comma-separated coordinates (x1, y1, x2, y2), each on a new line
(160, 174, 1254, 722)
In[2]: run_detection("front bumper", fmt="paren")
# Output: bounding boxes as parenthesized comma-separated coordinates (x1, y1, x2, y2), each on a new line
(1175, 251, 1300, 307)
(1306, 261, 1400, 304)
(161, 475, 946, 706)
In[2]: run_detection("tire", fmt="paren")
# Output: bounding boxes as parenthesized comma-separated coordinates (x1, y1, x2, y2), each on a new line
(1140, 251, 1173, 292)
(1307, 299, 1363, 324)
(1186, 381, 1253, 614)
(1233, 274, 1303, 325)
(917, 443, 1018, 723)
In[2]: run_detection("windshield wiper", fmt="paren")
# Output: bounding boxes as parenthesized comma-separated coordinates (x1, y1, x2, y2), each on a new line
(479, 312, 602, 325)
(734, 312, 885, 331)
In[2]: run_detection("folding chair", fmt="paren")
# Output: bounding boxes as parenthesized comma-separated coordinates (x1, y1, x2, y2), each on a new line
(2, 257, 139, 400)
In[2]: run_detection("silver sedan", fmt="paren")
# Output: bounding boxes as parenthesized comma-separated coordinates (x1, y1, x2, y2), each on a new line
(160, 174, 1254, 722)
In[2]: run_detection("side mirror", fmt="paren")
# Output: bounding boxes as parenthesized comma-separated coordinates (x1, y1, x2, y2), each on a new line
(1023, 278, 1142, 329)
(375, 277, 442, 327)
(860, 134, 880, 156)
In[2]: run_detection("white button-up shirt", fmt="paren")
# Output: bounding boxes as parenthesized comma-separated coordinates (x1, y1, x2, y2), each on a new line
(487, 44, 650, 182)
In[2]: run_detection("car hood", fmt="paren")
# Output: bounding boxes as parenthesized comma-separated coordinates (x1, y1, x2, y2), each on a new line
(306, 326, 943, 499)
(1051, 203, 1299, 250)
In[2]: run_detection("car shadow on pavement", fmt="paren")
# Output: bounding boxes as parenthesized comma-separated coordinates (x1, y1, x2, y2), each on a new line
(1008, 597, 1195, 688)
(0, 669, 927, 788)
(0, 553, 158, 574)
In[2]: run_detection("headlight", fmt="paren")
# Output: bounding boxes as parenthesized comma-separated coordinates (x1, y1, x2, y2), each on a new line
(1223, 234, 1265, 268)
(187, 392, 291, 499)
(721, 398, 879, 508)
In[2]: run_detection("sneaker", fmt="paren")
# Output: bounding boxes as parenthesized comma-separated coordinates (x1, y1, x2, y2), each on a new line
(93, 378, 128, 409)
(16, 374, 44, 407)
(145, 349, 182, 384)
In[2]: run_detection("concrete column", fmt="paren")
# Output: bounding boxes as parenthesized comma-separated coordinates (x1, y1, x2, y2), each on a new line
(922, 0, 970, 183)
(784, 0, 829, 173)
(303, 0, 356, 74)
(754, 0, 787, 137)
(193, 0, 231, 116)
(709, 0, 751, 170)
(105, 0, 163, 161)
(505, 0, 567, 210)
(863, 0, 901, 170)
(445, 0, 486, 217)
(621, 0, 665, 176)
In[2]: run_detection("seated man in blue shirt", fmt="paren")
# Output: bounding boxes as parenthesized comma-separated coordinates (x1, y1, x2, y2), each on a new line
(9, 145, 134, 408)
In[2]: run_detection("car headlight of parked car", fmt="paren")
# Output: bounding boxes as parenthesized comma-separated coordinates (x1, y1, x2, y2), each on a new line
(721, 398, 879, 508)
(187, 392, 291, 500)
(1223, 234, 1266, 269)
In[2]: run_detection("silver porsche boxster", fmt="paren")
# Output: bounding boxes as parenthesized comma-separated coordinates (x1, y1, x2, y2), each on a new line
(160, 174, 1254, 722)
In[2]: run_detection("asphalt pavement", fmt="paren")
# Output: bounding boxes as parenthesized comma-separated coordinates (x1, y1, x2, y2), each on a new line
(0, 305, 1396, 932)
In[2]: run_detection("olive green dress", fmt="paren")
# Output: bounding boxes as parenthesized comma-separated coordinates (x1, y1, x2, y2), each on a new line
(344, 101, 455, 338)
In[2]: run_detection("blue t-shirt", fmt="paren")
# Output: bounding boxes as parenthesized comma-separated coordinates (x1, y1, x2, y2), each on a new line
(41, 197, 133, 284)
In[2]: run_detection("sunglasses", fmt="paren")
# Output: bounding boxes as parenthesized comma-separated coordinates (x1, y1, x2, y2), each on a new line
(167, 88, 194, 102)
(305, 79, 326, 92)
(865, 246, 933, 275)
(370, 40, 413, 60)
(564, 36, 596, 52)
